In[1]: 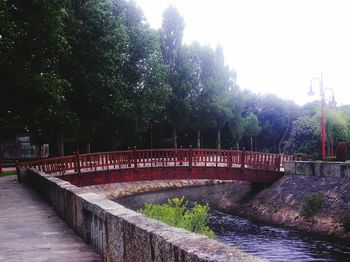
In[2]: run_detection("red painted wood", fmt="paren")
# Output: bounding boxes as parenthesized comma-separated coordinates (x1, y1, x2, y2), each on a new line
(58, 166, 282, 187)
(18, 148, 292, 186)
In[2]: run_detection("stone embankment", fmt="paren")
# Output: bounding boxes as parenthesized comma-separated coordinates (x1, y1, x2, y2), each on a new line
(19, 169, 263, 262)
(217, 161, 350, 240)
(84, 179, 230, 199)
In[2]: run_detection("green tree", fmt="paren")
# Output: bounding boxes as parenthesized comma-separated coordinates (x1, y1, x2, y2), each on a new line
(63, 0, 128, 152)
(112, 1, 171, 147)
(242, 112, 260, 151)
(210, 46, 236, 149)
(0, 0, 76, 155)
(284, 116, 320, 155)
(160, 5, 189, 148)
(187, 43, 217, 148)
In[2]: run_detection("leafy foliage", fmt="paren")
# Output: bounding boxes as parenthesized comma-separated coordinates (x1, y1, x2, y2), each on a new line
(1, 1, 350, 157)
(301, 193, 323, 218)
(141, 197, 215, 238)
(284, 116, 320, 155)
(340, 210, 350, 231)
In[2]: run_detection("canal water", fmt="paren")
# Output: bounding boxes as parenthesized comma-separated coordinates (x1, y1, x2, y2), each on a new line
(115, 185, 350, 261)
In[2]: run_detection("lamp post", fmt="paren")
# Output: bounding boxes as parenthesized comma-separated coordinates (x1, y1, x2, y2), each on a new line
(308, 73, 336, 160)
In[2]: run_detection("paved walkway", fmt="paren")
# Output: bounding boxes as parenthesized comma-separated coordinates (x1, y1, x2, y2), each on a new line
(0, 175, 101, 262)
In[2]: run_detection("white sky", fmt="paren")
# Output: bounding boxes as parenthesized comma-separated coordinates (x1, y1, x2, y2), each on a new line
(134, 0, 350, 106)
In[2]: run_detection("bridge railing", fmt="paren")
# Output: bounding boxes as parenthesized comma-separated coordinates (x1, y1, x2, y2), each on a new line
(18, 148, 295, 175)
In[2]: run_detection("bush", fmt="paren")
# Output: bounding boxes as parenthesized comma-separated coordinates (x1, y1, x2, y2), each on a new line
(140, 197, 215, 238)
(301, 193, 323, 218)
(325, 156, 337, 162)
(341, 210, 350, 231)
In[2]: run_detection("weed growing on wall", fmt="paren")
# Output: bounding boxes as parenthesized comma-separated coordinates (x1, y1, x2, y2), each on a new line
(341, 210, 350, 231)
(140, 197, 215, 238)
(301, 193, 323, 218)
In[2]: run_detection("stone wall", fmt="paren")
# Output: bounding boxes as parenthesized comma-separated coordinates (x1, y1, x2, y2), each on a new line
(284, 161, 350, 178)
(20, 169, 263, 262)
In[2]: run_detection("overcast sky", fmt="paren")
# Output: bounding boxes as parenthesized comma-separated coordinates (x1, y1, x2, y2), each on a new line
(134, 0, 350, 106)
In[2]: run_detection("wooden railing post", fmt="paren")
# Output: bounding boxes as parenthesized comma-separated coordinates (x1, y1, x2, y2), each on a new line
(189, 145, 193, 169)
(76, 151, 81, 175)
(276, 154, 282, 172)
(16, 160, 21, 183)
(228, 148, 233, 168)
(133, 146, 137, 170)
(179, 146, 183, 166)
(127, 147, 131, 167)
(241, 148, 246, 171)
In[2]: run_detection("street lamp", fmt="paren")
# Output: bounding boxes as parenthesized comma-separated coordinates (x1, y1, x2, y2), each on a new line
(308, 73, 337, 160)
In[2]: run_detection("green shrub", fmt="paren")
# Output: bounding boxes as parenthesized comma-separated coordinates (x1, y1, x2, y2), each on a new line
(140, 197, 215, 238)
(341, 210, 350, 231)
(301, 193, 323, 218)
(325, 156, 337, 162)
(0, 170, 16, 176)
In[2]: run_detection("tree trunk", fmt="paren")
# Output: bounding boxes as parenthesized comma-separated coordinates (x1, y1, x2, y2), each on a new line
(217, 129, 221, 149)
(86, 143, 91, 153)
(173, 128, 177, 149)
(197, 130, 201, 148)
(278, 122, 290, 154)
(254, 137, 258, 151)
(0, 142, 3, 173)
(58, 132, 64, 156)
(38, 144, 42, 158)
(250, 137, 253, 151)
(236, 141, 240, 150)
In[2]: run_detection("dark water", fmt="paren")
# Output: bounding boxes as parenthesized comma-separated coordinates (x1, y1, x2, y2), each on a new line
(116, 186, 350, 262)
(209, 210, 350, 262)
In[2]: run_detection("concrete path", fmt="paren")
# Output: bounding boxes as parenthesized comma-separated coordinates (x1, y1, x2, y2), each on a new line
(0, 175, 101, 262)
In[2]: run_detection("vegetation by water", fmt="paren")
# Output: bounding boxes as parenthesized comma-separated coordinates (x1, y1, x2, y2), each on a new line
(341, 210, 350, 231)
(301, 193, 323, 218)
(140, 197, 215, 238)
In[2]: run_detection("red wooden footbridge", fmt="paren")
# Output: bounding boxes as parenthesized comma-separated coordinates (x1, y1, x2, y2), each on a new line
(18, 148, 297, 186)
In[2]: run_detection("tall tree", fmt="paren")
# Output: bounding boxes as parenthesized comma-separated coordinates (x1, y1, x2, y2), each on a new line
(0, 0, 76, 155)
(112, 0, 171, 147)
(187, 43, 216, 148)
(242, 112, 260, 151)
(160, 5, 189, 148)
(210, 46, 235, 149)
(63, 0, 128, 152)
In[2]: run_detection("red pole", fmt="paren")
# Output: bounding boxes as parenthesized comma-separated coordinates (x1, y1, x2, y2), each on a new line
(321, 95, 326, 160)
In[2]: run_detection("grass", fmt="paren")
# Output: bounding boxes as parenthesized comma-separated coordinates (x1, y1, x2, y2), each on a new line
(0, 170, 16, 176)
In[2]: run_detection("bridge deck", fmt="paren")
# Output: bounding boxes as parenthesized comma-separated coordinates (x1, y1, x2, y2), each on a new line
(0, 175, 101, 262)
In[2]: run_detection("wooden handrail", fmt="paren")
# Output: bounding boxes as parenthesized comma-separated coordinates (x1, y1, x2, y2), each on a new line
(18, 148, 293, 175)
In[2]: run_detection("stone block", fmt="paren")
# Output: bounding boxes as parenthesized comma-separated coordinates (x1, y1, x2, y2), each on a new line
(283, 162, 295, 176)
(295, 161, 315, 176)
(322, 163, 341, 177)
